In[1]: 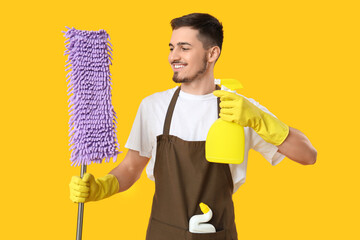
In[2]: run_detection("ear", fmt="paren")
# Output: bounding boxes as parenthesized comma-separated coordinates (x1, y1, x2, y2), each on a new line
(207, 46, 221, 63)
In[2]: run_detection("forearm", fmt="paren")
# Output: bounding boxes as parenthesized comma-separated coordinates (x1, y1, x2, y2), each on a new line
(109, 149, 149, 193)
(277, 127, 317, 165)
(109, 161, 142, 192)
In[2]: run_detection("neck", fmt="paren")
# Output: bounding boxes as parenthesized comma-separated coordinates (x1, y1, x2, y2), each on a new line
(180, 73, 216, 95)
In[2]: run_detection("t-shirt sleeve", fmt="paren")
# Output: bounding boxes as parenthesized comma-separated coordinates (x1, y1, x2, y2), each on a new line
(246, 97, 286, 166)
(125, 99, 154, 158)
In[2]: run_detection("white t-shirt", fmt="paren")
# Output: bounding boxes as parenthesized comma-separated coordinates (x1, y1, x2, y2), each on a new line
(125, 86, 285, 193)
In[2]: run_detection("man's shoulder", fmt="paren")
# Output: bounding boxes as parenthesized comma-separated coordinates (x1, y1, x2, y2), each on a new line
(142, 86, 178, 105)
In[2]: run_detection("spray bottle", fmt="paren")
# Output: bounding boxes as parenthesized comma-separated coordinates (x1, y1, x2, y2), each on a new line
(205, 78, 245, 164)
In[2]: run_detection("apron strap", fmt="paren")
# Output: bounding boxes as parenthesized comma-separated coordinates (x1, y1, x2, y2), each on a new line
(163, 86, 181, 136)
(163, 84, 221, 136)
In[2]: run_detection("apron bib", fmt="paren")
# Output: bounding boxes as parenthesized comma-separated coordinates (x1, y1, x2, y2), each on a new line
(146, 85, 238, 240)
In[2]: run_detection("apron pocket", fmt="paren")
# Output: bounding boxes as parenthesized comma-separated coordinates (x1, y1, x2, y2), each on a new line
(147, 217, 186, 240)
(185, 229, 226, 240)
(148, 218, 227, 240)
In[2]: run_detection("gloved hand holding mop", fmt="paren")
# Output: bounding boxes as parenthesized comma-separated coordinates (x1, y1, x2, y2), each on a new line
(212, 90, 289, 146)
(69, 173, 119, 203)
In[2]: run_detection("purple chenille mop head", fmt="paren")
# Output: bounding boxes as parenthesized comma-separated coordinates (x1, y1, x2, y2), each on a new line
(62, 26, 121, 167)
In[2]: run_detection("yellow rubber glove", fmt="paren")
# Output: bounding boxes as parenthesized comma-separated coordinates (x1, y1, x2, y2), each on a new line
(69, 173, 119, 203)
(213, 90, 289, 146)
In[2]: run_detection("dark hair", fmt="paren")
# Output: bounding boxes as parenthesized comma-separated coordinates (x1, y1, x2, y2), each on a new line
(170, 13, 224, 53)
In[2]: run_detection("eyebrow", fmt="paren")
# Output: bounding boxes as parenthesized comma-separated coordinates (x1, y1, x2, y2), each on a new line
(169, 42, 192, 47)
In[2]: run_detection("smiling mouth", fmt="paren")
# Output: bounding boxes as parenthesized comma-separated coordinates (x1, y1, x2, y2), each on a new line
(172, 64, 187, 71)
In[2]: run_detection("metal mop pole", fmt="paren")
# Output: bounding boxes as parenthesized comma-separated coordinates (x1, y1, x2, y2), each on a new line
(76, 164, 87, 240)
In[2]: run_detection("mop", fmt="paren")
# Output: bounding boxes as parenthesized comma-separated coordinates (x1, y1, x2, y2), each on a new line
(62, 26, 120, 240)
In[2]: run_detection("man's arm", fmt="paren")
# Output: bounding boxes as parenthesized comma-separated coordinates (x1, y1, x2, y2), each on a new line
(109, 149, 150, 192)
(277, 127, 317, 165)
(212, 90, 317, 166)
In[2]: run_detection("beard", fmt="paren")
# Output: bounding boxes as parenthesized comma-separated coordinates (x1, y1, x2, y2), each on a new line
(172, 54, 208, 83)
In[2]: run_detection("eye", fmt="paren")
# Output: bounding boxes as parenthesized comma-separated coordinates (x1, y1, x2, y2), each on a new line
(182, 48, 189, 51)
(169, 48, 173, 51)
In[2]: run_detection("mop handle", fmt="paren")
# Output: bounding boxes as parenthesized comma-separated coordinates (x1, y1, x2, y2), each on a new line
(76, 164, 87, 240)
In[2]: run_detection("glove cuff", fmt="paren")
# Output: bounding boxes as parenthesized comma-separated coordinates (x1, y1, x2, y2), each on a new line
(94, 174, 120, 201)
(256, 111, 290, 146)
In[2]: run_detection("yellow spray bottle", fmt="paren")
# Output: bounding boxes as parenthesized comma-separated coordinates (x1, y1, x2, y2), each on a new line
(205, 78, 245, 164)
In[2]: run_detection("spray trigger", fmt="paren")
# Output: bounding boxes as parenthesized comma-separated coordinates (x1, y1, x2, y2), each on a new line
(215, 78, 243, 92)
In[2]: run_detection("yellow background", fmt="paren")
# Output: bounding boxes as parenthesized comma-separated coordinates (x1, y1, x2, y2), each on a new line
(1, 0, 359, 239)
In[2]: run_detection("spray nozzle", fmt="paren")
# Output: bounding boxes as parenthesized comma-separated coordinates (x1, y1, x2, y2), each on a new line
(215, 78, 243, 93)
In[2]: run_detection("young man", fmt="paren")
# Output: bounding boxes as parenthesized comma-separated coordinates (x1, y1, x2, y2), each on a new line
(69, 13, 317, 240)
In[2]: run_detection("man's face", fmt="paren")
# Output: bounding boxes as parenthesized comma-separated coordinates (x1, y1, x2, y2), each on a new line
(168, 27, 208, 83)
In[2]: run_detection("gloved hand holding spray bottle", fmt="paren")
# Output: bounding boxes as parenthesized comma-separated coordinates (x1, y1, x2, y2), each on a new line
(206, 78, 289, 164)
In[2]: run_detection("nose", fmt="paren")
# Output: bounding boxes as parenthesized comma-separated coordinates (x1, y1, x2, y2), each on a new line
(169, 48, 181, 63)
